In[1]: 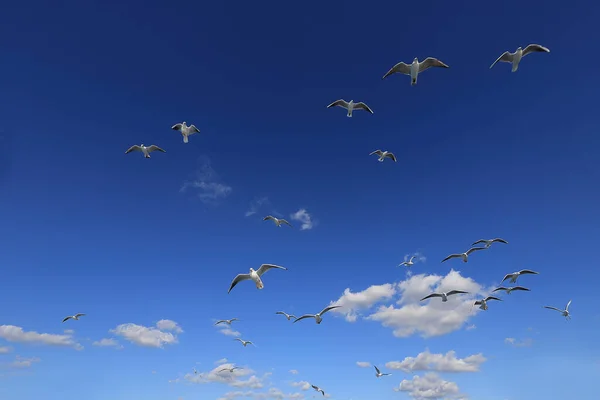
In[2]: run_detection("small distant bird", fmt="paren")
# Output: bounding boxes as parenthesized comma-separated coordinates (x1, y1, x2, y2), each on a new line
(382, 57, 449, 86)
(441, 247, 487, 263)
(311, 385, 325, 396)
(228, 264, 287, 293)
(235, 338, 255, 347)
(490, 44, 550, 72)
(171, 121, 200, 143)
(215, 318, 239, 325)
(544, 300, 572, 320)
(471, 238, 508, 248)
(293, 305, 341, 324)
(369, 150, 397, 162)
(219, 366, 242, 373)
(492, 286, 530, 295)
(374, 365, 391, 378)
(263, 215, 292, 228)
(502, 270, 539, 284)
(327, 99, 374, 117)
(62, 313, 86, 323)
(275, 311, 297, 321)
(472, 296, 502, 311)
(193, 368, 198, 375)
(399, 256, 416, 267)
(420, 290, 469, 302)
(125, 144, 166, 158)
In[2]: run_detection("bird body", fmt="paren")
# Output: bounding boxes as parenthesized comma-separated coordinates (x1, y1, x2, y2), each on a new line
(420, 290, 469, 302)
(172, 121, 200, 143)
(382, 57, 449, 85)
(125, 144, 166, 158)
(62, 313, 86, 323)
(492, 286, 530, 295)
(263, 215, 292, 227)
(327, 99, 374, 117)
(275, 311, 297, 320)
(502, 270, 539, 284)
(293, 305, 341, 324)
(473, 296, 502, 311)
(441, 247, 487, 263)
(544, 300, 572, 320)
(228, 264, 287, 293)
(472, 238, 508, 248)
(399, 256, 416, 267)
(374, 365, 391, 378)
(490, 44, 550, 72)
(369, 150, 397, 162)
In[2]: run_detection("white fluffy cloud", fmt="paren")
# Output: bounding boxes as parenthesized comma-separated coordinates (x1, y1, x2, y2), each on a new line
(386, 349, 486, 373)
(216, 326, 241, 337)
(9, 355, 40, 368)
(504, 337, 533, 347)
(330, 283, 396, 322)
(92, 338, 123, 349)
(356, 361, 371, 368)
(185, 362, 264, 389)
(290, 381, 311, 390)
(290, 209, 314, 230)
(0, 325, 83, 350)
(395, 373, 466, 400)
(110, 320, 182, 348)
(180, 156, 232, 203)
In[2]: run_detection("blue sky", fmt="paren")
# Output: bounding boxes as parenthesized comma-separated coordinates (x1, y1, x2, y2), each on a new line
(0, 0, 599, 399)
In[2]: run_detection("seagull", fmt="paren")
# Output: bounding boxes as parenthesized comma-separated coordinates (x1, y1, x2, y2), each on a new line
(490, 44, 550, 72)
(275, 311, 297, 321)
(369, 150, 397, 162)
(193, 368, 198, 375)
(374, 365, 391, 378)
(544, 300, 572, 320)
(228, 264, 287, 293)
(472, 296, 502, 311)
(235, 338, 255, 347)
(62, 313, 86, 323)
(263, 215, 292, 228)
(326, 99, 373, 117)
(171, 121, 200, 143)
(441, 247, 487, 263)
(293, 305, 341, 324)
(471, 238, 508, 248)
(420, 290, 469, 302)
(215, 318, 239, 325)
(125, 144, 166, 158)
(382, 57, 449, 86)
(398, 256, 416, 267)
(311, 385, 325, 396)
(219, 366, 242, 373)
(492, 286, 530, 295)
(502, 269, 539, 284)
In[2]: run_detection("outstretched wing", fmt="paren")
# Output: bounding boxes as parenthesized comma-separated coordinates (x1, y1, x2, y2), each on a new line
(492, 287, 507, 293)
(279, 219, 292, 227)
(353, 102, 374, 114)
(511, 286, 530, 292)
(518, 269, 539, 275)
(147, 145, 166, 153)
(418, 57, 449, 72)
(490, 51, 513, 69)
(382, 61, 411, 79)
(501, 273, 513, 282)
(471, 239, 487, 246)
(485, 296, 502, 302)
(420, 293, 442, 301)
(491, 238, 508, 244)
(228, 274, 251, 293)
(125, 145, 141, 154)
(171, 123, 183, 131)
(565, 300, 572, 311)
(369, 150, 383, 157)
(263, 215, 276, 222)
(74, 313, 86, 318)
(62, 316, 72, 323)
(293, 314, 315, 323)
(522, 44, 550, 57)
(544, 306, 563, 313)
(466, 246, 487, 255)
(256, 264, 287, 276)
(319, 305, 341, 316)
(385, 152, 397, 162)
(374, 365, 381, 374)
(215, 320, 227, 325)
(327, 99, 349, 109)
(441, 254, 461, 263)
(446, 290, 469, 296)
(188, 124, 200, 134)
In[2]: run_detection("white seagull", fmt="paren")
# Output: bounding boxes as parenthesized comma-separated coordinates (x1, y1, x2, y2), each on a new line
(441, 247, 487, 263)
(544, 300, 572, 320)
(193, 368, 198, 375)
(311, 385, 325, 396)
(235, 338, 255, 347)
(125, 144, 166, 158)
(502, 269, 539, 284)
(492, 286, 530, 295)
(228, 264, 287, 293)
(374, 365, 391, 378)
(369, 150, 397, 162)
(382, 57, 449, 86)
(275, 311, 297, 321)
(420, 290, 469, 302)
(490, 44, 550, 72)
(326, 99, 374, 117)
(293, 305, 341, 324)
(263, 215, 292, 228)
(62, 313, 86, 323)
(171, 121, 200, 143)
(472, 238, 508, 248)
(472, 296, 502, 311)
(398, 255, 416, 267)
(215, 318, 239, 325)
(219, 366, 242, 373)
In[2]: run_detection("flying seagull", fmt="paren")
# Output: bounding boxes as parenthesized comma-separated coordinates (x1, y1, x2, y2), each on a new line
(544, 300, 572, 320)
(171, 121, 200, 143)
(374, 365, 391, 378)
(492, 286, 530, 295)
(125, 144, 166, 158)
(228, 264, 287, 293)
(421, 290, 469, 302)
(502, 269, 539, 284)
(441, 247, 487, 263)
(490, 44, 550, 72)
(62, 313, 86, 323)
(399, 256, 416, 267)
(326, 99, 373, 117)
(193, 368, 198, 375)
(275, 311, 297, 321)
(472, 296, 502, 311)
(472, 238, 508, 248)
(382, 57, 449, 86)
(369, 150, 397, 162)
(219, 366, 242, 373)
(293, 305, 341, 324)
(311, 385, 325, 396)
(263, 215, 292, 228)
(235, 338, 255, 347)
(215, 318, 239, 325)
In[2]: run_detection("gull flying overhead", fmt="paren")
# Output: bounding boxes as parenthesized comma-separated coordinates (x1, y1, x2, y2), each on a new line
(502, 269, 539, 284)
(215, 318, 239, 325)
(311, 385, 325, 396)
(193, 368, 198, 374)
(374, 365, 391, 378)
(125, 144, 166, 158)
(492, 286, 530, 295)
(421, 290, 469, 302)
(472, 296, 502, 311)
(275, 311, 297, 321)
(228, 264, 287, 293)
(171, 121, 200, 143)
(263, 215, 292, 228)
(544, 300, 572, 320)
(293, 305, 341, 324)
(326, 99, 373, 117)
(219, 366, 242, 373)
(62, 313, 86, 323)
(369, 150, 397, 162)
(472, 238, 508, 248)
(399, 256, 416, 267)
(441, 247, 487, 263)
(235, 338, 255, 347)
(382, 57, 449, 86)
(490, 44, 550, 72)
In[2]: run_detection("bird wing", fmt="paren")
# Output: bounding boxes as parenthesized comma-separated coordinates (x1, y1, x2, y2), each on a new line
(466, 246, 487, 255)
(398, 261, 408, 266)
(492, 238, 508, 244)
(565, 300, 572, 311)
(235, 338, 244, 343)
(256, 263, 287, 277)
(312, 385, 319, 391)
(471, 239, 486, 246)
(490, 51, 513, 68)
(369, 150, 383, 157)
(318, 305, 341, 316)
(125, 145, 142, 154)
(385, 152, 397, 162)
(518, 269, 539, 275)
(522, 44, 550, 57)
(62, 316, 72, 322)
(382, 61, 411, 79)
(501, 273, 513, 282)
(263, 215, 276, 222)
(353, 102, 374, 114)
(74, 313, 86, 318)
(446, 290, 469, 296)
(188, 125, 200, 133)
(215, 320, 226, 325)
(544, 306, 563, 313)
(171, 123, 183, 131)
(228, 274, 251, 293)
(229, 318, 239, 323)
(218, 368, 228, 372)
(485, 296, 502, 302)
(492, 287, 507, 293)
(288, 315, 297, 319)
(293, 314, 315, 323)
(374, 365, 381, 374)
(409, 256, 416, 262)
(441, 254, 461, 263)
(147, 145, 166, 153)
(275, 311, 286, 316)
(473, 300, 482, 306)
(418, 57, 449, 72)
(512, 286, 530, 292)
(327, 99, 349, 109)
(279, 219, 292, 227)
(420, 293, 442, 301)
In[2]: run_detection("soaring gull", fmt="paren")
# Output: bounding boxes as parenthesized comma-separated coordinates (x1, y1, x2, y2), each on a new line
(263, 215, 292, 228)
(125, 144, 166, 158)
(228, 264, 287, 293)
(326, 99, 373, 117)
(382, 57, 449, 86)
(502, 269, 539, 284)
(472, 296, 502, 311)
(492, 286, 530, 295)
(62, 313, 86, 323)
(235, 338, 255, 347)
(544, 300, 572, 320)
(219, 366, 242, 373)
(215, 318, 239, 325)
(311, 385, 325, 396)
(293, 305, 341, 324)
(472, 238, 508, 248)
(374, 365, 391, 378)
(275, 311, 297, 321)
(399, 256, 416, 267)
(171, 121, 200, 143)
(369, 150, 397, 162)
(420, 290, 469, 302)
(490, 44, 550, 72)
(441, 247, 487, 263)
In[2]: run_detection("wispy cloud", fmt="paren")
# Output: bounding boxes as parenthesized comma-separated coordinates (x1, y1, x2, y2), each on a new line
(214, 323, 241, 338)
(289, 369, 299, 375)
(465, 324, 476, 331)
(92, 338, 123, 349)
(386, 349, 486, 373)
(245, 197, 269, 217)
(215, 358, 228, 365)
(290, 208, 315, 230)
(403, 251, 427, 264)
(180, 156, 232, 204)
(504, 337, 533, 347)
(356, 361, 371, 368)
(109, 320, 183, 348)
(9, 355, 41, 369)
(0, 346, 11, 354)
(0, 325, 83, 350)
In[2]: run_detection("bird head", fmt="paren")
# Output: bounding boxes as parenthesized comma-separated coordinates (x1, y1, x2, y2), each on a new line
(249, 268, 255, 273)
(413, 57, 418, 62)
(517, 47, 522, 51)
(182, 121, 186, 125)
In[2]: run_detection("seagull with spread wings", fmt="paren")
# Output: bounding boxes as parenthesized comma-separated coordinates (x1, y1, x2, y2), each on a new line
(490, 44, 550, 72)
(62, 313, 86, 323)
(369, 150, 397, 162)
(472, 238, 508, 248)
(441, 247, 487, 263)
(125, 144, 166, 158)
(502, 269, 539, 284)
(421, 290, 469, 302)
(326, 99, 373, 117)
(293, 305, 341, 324)
(399, 255, 416, 267)
(235, 338, 255, 347)
(492, 286, 530, 295)
(275, 311, 297, 321)
(382, 56, 449, 85)
(311, 385, 325, 396)
(171, 121, 200, 143)
(219, 366, 242, 373)
(263, 215, 292, 228)
(215, 318, 239, 325)
(374, 365, 391, 378)
(472, 296, 502, 311)
(544, 300, 572, 320)
(228, 264, 287, 293)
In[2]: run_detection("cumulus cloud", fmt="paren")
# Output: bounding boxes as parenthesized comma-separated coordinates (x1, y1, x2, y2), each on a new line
(330, 283, 396, 322)
(290, 209, 314, 230)
(9, 355, 40, 368)
(184, 362, 265, 390)
(290, 381, 311, 390)
(394, 373, 466, 400)
(386, 349, 486, 373)
(180, 156, 232, 203)
(92, 338, 123, 349)
(356, 361, 371, 368)
(289, 369, 298, 375)
(0, 346, 11, 354)
(504, 337, 533, 347)
(245, 197, 269, 217)
(465, 324, 476, 331)
(0, 325, 83, 350)
(110, 320, 183, 348)
(217, 326, 241, 337)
